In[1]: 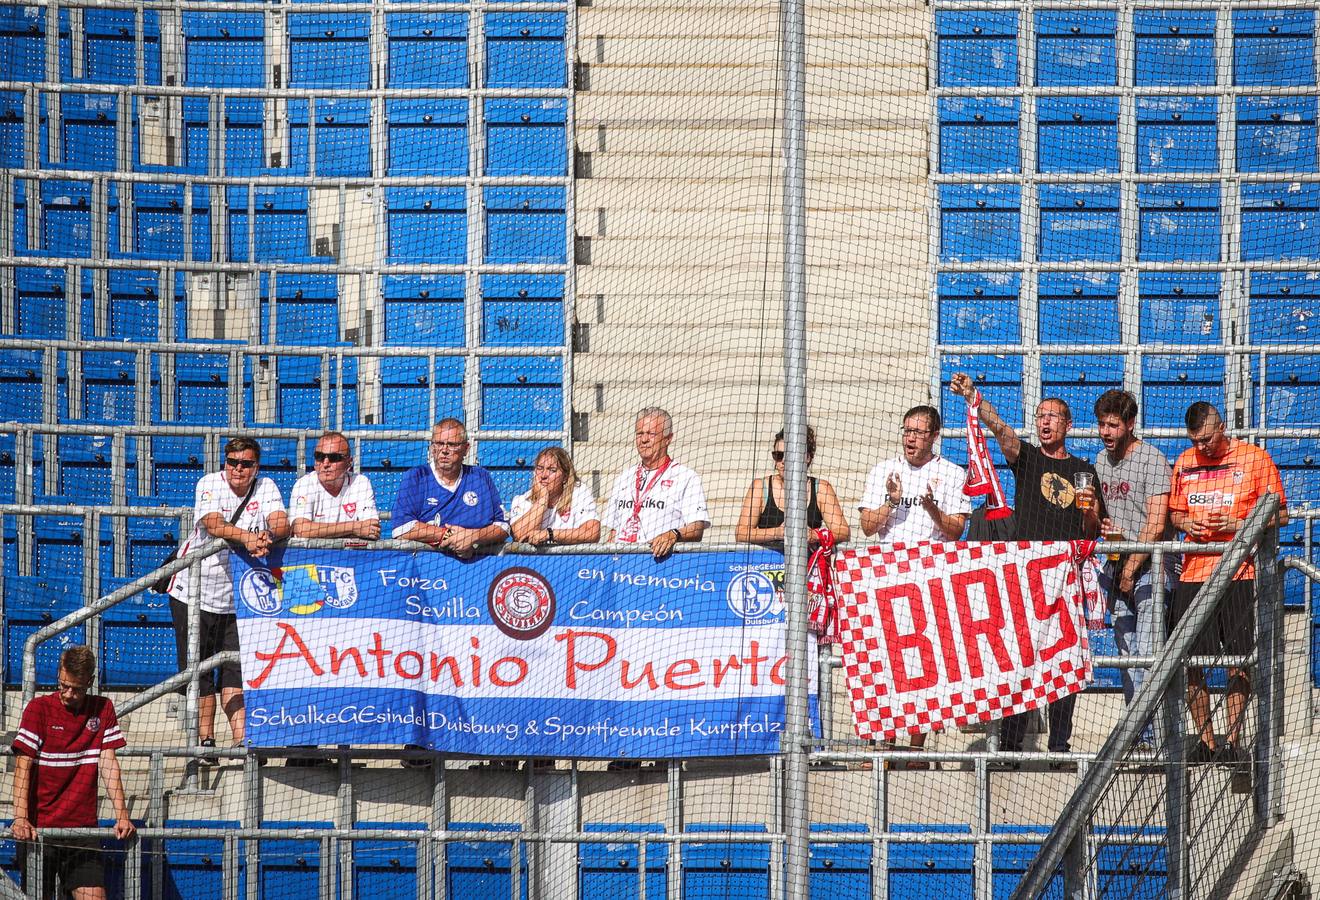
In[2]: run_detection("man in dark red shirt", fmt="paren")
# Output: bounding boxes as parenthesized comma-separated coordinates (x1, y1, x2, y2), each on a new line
(11, 646, 134, 898)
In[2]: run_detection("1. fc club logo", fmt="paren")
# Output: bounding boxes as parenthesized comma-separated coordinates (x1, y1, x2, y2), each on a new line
(487, 567, 556, 639)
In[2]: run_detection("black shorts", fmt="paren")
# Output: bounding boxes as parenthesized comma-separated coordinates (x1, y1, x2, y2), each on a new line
(171, 599, 243, 695)
(1170, 580, 1255, 661)
(21, 837, 105, 895)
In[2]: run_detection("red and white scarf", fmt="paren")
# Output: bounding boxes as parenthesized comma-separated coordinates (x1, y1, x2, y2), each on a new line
(963, 390, 1012, 520)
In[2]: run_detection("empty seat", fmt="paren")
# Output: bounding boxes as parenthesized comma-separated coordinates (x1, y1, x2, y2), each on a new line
(486, 98, 567, 177)
(33, 516, 87, 578)
(353, 823, 426, 898)
(1135, 11, 1216, 86)
(40, 179, 94, 258)
(889, 825, 973, 898)
(1242, 183, 1320, 261)
(1038, 183, 1120, 262)
(683, 824, 770, 900)
(1249, 271, 1320, 343)
(70, 8, 162, 85)
(100, 587, 174, 687)
(1087, 625, 1124, 688)
(580, 823, 667, 900)
(485, 13, 567, 88)
(268, 274, 340, 346)
(289, 14, 370, 87)
(475, 439, 544, 507)
(4, 572, 84, 686)
(11, 267, 67, 340)
(481, 274, 565, 346)
(1279, 520, 1313, 609)
(990, 825, 1062, 898)
(378, 357, 465, 431)
(0, 6, 47, 83)
(358, 438, 419, 515)
(1035, 10, 1117, 86)
(386, 188, 466, 264)
(220, 98, 292, 176)
(939, 184, 1021, 263)
(809, 824, 870, 900)
(1041, 354, 1124, 420)
(288, 98, 371, 178)
(1137, 183, 1221, 262)
(258, 821, 332, 899)
(52, 93, 119, 171)
(80, 350, 140, 425)
(228, 186, 324, 263)
(386, 13, 468, 88)
(382, 274, 464, 346)
(0, 91, 25, 168)
(100, 268, 162, 342)
(1264, 439, 1320, 509)
(0, 435, 15, 503)
(484, 186, 567, 264)
(0, 349, 54, 423)
(56, 433, 122, 504)
(1136, 96, 1218, 173)
(274, 357, 331, 429)
(1037, 97, 1119, 174)
(939, 353, 1024, 427)
(935, 12, 1018, 88)
(1237, 96, 1318, 173)
(1263, 355, 1320, 426)
(936, 272, 1021, 345)
(161, 820, 245, 898)
(1094, 826, 1167, 897)
(1038, 272, 1120, 344)
(149, 436, 208, 505)
(167, 349, 235, 426)
(1138, 272, 1223, 344)
(447, 823, 527, 899)
(1141, 354, 1228, 427)
(184, 13, 264, 87)
(126, 516, 182, 577)
(479, 357, 563, 430)
(1233, 10, 1315, 87)
(938, 97, 1020, 175)
(386, 99, 467, 176)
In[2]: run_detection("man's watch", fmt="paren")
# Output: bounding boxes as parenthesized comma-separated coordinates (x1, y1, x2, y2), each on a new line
(886, 497, 901, 509)
(545, 528, 555, 545)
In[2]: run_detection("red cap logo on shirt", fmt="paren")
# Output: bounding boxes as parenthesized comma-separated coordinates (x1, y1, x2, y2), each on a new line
(85, 716, 101, 734)
(343, 502, 357, 517)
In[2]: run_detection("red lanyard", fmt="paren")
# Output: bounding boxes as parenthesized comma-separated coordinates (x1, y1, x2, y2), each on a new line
(630, 458, 672, 520)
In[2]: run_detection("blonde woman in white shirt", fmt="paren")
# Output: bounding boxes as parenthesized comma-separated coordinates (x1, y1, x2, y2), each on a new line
(510, 447, 601, 545)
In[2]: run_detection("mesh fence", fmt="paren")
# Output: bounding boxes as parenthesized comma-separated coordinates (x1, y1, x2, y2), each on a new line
(0, 0, 1319, 897)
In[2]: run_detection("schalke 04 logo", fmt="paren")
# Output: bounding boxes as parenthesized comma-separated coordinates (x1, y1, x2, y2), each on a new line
(487, 567, 556, 639)
(726, 570, 779, 621)
(239, 564, 359, 617)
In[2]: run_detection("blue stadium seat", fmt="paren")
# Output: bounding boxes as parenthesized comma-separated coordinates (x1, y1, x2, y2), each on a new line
(990, 825, 1064, 899)
(386, 187, 466, 264)
(580, 823, 667, 900)
(1087, 625, 1123, 688)
(1035, 10, 1116, 86)
(1095, 827, 1167, 897)
(447, 823, 527, 899)
(288, 98, 371, 177)
(1038, 272, 1120, 344)
(100, 585, 174, 687)
(1041, 354, 1124, 420)
(0, 6, 47, 83)
(937, 272, 1021, 345)
(1136, 97, 1218, 173)
(124, 184, 195, 261)
(252, 437, 299, 499)
(1038, 183, 1120, 262)
(0, 436, 14, 503)
(161, 820, 245, 898)
(683, 824, 770, 900)
(484, 186, 567, 264)
(134, 95, 208, 174)
(3, 573, 84, 686)
(81, 350, 140, 425)
(1242, 183, 1320, 261)
(11, 267, 67, 340)
(50, 93, 119, 171)
(229, 186, 326, 263)
(218, 98, 295, 176)
(382, 274, 465, 346)
(353, 823, 427, 898)
(358, 438, 418, 516)
(33, 516, 87, 580)
(1060, 95, 1141, 165)
(386, 99, 467, 176)
(258, 821, 331, 899)
(1279, 519, 1312, 609)
(1141, 354, 1228, 427)
(486, 98, 568, 176)
(1233, 10, 1315, 87)
(386, 13, 468, 88)
(475, 440, 545, 507)
(1263, 356, 1320, 426)
(1135, 11, 1216, 86)
(127, 516, 182, 578)
(482, 274, 565, 346)
(149, 436, 207, 505)
(0, 91, 25, 168)
(275, 357, 331, 429)
(57, 433, 121, 504)
(809, 824, 870, 900)
(485, 13, 567, 88)
(71, 8, 162, 85)
(1237, 97, 1318, 173)
(378, 357, 464, 431)
(935, 12, 1018, 88)
(41, 179, 94, 258)
(938, 97, 1020, 175)
(890, 825, 973, 898)
(289, 14, 370, 87)
(268, 274, 340, 346)
(479, 357, 563, 430)
(99, 268, 162, 342)
(939, 184, 1021, 263)
(1138, 272, 1223, 344)
(0, 349, 53, 422)
(1266, 439, 1320, 510)
(1249, 272, 1320, 343)
(1137, 184, 1221, 262)
(168, 349, 235, 426)
(183, 13, 264, 87)
(939, 354, 1024, 427)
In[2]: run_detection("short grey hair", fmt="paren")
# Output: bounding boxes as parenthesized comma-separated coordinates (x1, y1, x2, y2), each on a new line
(635, 407, 673, 437)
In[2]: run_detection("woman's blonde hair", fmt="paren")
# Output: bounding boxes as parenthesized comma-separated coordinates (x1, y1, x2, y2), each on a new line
(535, 446, 579, 516)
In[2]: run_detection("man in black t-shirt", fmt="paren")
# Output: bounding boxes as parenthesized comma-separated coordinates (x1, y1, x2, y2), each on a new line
(951, 374, 1104, 764)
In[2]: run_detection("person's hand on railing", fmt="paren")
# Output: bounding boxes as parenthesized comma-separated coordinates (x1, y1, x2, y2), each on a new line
(114, 813, 136, 841)
(352, 519, 381, 541)
(10, 816, 34, 842)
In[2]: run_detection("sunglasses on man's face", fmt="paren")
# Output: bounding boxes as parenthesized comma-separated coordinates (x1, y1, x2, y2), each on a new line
(314, 452, 348, 463)
(225, 457, 257, 469)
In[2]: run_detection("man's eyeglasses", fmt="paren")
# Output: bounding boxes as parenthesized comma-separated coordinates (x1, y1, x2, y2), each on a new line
(314, 451, 348, 463)
(225, 457, 257, 469)
(57, 679, 89, 696)
(431, 440, 466, 450)
(901, 427, 932, 437)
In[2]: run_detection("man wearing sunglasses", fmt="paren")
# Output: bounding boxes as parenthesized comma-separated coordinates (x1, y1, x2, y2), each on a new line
(392, 418, 509, 559)
(291, 432, 380, 541)
(168, 436, 289, 752)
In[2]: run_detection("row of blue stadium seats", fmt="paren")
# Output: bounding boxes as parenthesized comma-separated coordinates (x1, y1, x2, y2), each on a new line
(939, 183, 1320, 264)
(0, 820, 1167, 899)
(2, 270, 566, 347)
(0, 93, 568, 178)
(939, 96, 1319, 175)
(937, 9, 1316, 88)
(938, 272, 1320, 346)
(7, 181, 569, 265)
(0, 9, 569, 89)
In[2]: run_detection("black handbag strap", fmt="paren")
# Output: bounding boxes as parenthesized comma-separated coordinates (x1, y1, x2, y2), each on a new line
(226, 479, 260, 528)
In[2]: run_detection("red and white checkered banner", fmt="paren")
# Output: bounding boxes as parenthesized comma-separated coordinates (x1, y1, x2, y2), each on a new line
(835, 541, 1093, 742)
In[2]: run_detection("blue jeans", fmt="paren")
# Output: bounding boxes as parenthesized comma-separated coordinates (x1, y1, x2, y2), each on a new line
(1099, 558, 1176, 744)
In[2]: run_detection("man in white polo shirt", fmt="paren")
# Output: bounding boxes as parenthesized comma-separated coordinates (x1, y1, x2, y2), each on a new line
(290, 431, 380, 541)
(859, 405, 971, 543)
(603, 407, 710, 560)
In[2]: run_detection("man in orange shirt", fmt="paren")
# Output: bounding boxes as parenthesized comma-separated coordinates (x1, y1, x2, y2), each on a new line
(1169, 402, 1287, 766)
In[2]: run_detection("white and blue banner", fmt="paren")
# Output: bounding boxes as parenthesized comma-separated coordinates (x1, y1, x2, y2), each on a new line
(232, 548, 816, 758)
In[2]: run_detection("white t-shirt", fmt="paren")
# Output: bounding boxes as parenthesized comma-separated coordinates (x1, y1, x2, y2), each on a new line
(169, 472, 287, 614)
(602, 461, 710, 543)
(859, 455, 971, 543)
(290, 471, 379, 526)
(509, 482, 600, 531)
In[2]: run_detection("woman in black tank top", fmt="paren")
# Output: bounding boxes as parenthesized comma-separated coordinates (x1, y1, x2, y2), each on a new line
(735, 427, 851, 545)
